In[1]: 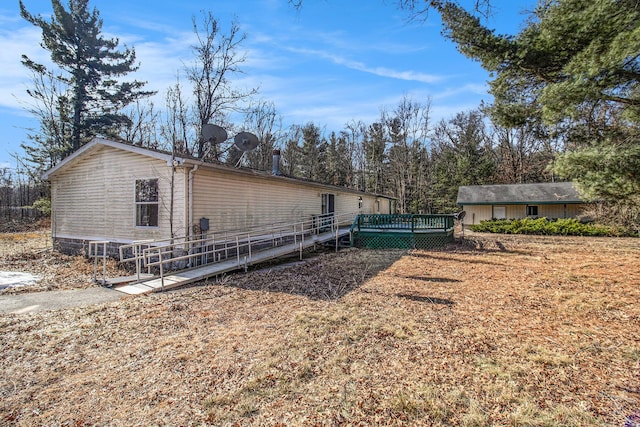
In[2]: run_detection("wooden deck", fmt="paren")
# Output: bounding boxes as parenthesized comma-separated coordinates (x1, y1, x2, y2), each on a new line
(114, 227, 350, 295)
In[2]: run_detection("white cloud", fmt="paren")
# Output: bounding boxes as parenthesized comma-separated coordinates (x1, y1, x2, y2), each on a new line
(432, 83, 489, 101)
(286, 47, 443, 83)
(0, 24, 51, 111)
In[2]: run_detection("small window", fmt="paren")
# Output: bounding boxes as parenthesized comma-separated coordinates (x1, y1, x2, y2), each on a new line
(321, 193, 335, 215)
(527, 205, 539, 217)
(135, 179, 159, 227)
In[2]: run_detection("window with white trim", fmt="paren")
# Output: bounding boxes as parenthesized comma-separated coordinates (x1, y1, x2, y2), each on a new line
(135, 179, 159, 227)
(527, 205, 539, 217)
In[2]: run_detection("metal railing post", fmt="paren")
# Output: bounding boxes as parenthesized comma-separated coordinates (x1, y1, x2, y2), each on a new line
(134, 243, 141, 282)
(159, 249, 165, 292)
(236, 236, 240, 266)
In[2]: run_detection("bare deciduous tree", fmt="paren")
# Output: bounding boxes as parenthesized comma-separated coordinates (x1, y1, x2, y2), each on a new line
(186, 11, 258, 160)
(383, 96, 431, 213)
(161, 78, 192, 155)
(120, 100, 160, 149)
(241, 100, 283, 170)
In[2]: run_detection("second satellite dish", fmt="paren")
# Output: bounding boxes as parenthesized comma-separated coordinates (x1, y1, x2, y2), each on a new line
(202, 124, 228, 143)
(233, 132, 260, 152)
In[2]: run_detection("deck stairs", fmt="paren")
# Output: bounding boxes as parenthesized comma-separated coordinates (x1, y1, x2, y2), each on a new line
(91, 213, 355, 295)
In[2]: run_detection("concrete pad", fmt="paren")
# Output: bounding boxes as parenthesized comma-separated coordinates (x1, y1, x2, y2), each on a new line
(0, 288, 124, 314)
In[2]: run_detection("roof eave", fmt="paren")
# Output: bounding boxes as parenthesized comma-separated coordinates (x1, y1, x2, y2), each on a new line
(458, 201, 586, 205)
(42, 137, 185, 180)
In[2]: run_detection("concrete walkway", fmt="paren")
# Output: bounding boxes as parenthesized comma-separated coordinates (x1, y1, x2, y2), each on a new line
(0, 287, 124, 314)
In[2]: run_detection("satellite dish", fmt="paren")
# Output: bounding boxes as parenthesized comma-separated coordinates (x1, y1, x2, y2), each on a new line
(233, 132, 260, 152)
(201, 124, 228, 143)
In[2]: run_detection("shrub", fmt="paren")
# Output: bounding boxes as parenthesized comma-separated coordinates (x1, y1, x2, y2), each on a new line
(469, 217, 629, 236)
(31, 198, 51, 216)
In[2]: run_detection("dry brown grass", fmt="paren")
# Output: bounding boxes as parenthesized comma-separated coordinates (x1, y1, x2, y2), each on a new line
(1, 233, 639, 426)
(0, 229, 122, 294)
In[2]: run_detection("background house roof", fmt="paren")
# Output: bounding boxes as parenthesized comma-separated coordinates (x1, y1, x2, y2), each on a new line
(457, 182, 584, 205)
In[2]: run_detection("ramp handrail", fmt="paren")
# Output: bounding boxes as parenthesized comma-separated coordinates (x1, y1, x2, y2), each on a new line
(88, 240, 109, 284)
(120, 212, 356, 290)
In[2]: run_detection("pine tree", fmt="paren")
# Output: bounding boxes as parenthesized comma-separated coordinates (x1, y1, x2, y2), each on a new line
(433, 0, 640, 208)
(20, 0, 154, 166)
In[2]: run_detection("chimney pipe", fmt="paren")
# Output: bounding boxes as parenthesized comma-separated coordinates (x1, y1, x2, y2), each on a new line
(272, 149, 281, 176)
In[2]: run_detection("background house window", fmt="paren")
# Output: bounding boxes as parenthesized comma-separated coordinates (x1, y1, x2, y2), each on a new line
(135, 179, 159, 226)
(527, 205, 539, 216)
(493, 206, 506, 219)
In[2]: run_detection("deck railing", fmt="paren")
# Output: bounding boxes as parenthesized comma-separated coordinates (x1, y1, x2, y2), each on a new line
(351, 214, 455, 232)
(349, 214, 456, 249)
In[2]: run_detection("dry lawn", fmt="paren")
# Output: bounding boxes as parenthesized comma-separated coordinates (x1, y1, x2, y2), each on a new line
(0, 229, 120, 294)
(1, 232, 639, 426)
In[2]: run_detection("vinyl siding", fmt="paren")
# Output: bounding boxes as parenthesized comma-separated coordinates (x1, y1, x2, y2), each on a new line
(49, 141, 392, 243)
(461, 203, 586, 225)
(464, 205, 493, 225)
(191, 168, 384, 232)
(51, 146, 186, 242)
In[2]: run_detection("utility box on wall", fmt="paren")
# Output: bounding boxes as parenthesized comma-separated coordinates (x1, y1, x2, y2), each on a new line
(199, 217, 210, 232)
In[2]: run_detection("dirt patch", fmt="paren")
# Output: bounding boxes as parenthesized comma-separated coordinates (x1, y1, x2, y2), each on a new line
(0, 228, 122, 294)
(0, 217, 50, 234)
(1, 233, 639, 425)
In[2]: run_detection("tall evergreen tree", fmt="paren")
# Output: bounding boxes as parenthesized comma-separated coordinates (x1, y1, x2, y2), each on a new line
(20, 0, 154, 164)
(332, 133, 352, 187)
(299, 123, 327, 181)
(281, 126, 302, 177)
(432, 0, 640, 209)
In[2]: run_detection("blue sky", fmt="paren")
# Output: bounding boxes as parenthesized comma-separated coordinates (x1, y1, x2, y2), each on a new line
(0, 0, 534, 170)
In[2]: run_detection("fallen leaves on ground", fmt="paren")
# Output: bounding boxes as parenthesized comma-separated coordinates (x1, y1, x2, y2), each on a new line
(0, 229, 122, 294)
(1, 233, 639, 426)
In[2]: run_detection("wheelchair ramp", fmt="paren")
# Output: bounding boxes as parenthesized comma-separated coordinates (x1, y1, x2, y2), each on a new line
(115, 227, 350, 295)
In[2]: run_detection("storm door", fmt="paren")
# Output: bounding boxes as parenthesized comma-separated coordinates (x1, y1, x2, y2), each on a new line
(321, 193, 335, 228)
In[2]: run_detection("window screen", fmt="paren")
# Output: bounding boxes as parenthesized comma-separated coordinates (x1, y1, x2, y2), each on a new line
(135, 179, 159, 227)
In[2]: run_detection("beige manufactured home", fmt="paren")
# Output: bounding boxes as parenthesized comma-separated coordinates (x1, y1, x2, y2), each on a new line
(456, 182, 587, 226)
(42, 138, 394, 254)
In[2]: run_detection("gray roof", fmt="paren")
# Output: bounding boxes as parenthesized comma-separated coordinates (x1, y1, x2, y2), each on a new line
(457, 182, 584, 205)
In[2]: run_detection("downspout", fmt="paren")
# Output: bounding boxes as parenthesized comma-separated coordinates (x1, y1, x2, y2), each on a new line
(50, 182, 56, 250)
(188, 164, 199, 243)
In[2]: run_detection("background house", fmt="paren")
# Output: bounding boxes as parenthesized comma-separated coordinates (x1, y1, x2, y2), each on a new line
(42, 138, 394, 254)
(456, 182, 587, 226)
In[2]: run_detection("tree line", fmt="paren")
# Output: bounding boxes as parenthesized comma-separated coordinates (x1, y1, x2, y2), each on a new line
(0, 167, 48, 223)
(12, 0, 640, 232)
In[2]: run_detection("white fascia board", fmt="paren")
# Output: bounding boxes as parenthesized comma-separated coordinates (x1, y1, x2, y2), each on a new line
(42, 138, 186, 180)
